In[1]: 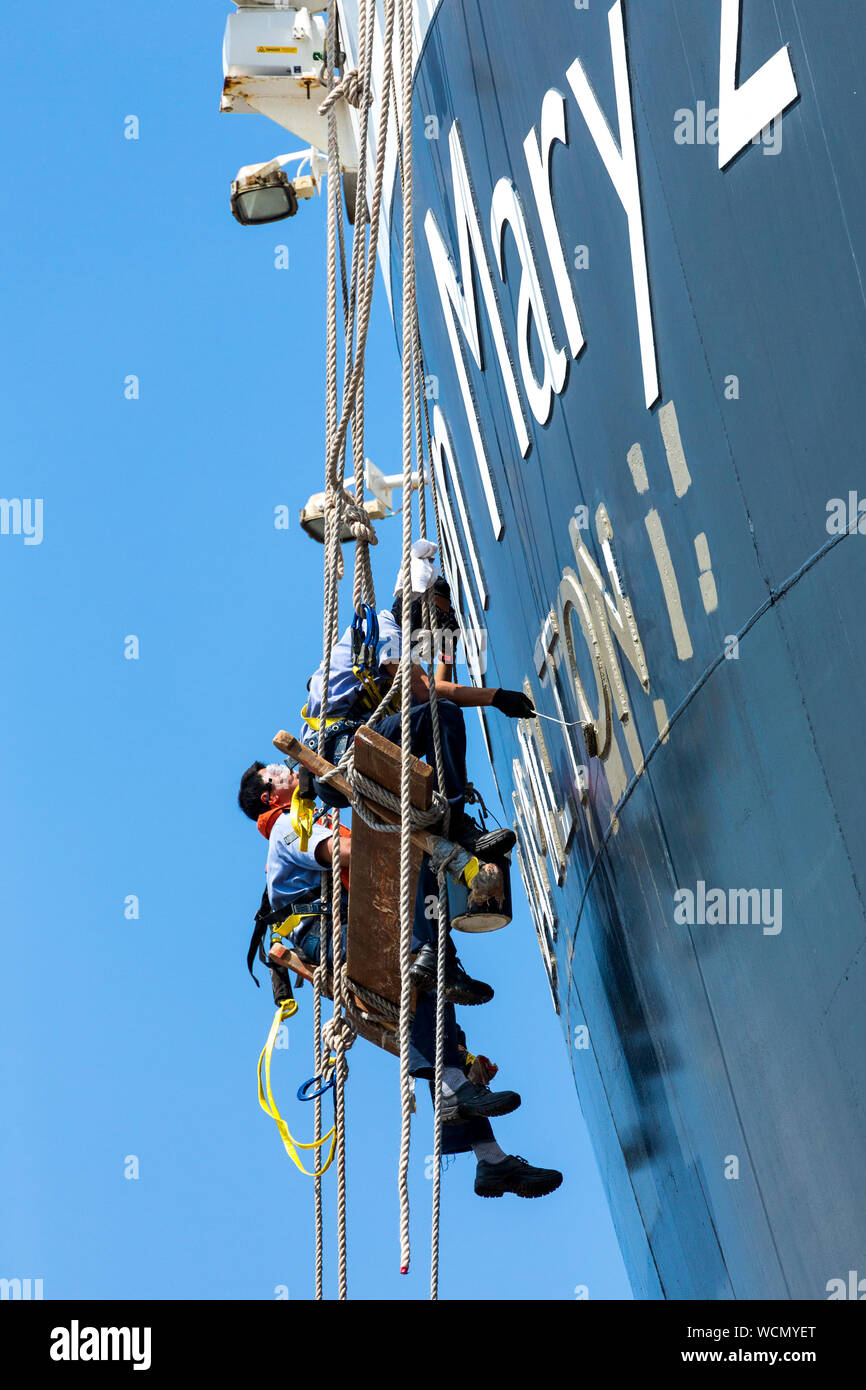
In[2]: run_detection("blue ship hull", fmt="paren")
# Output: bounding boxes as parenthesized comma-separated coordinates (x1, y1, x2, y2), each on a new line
(384, 0, 866, 1298)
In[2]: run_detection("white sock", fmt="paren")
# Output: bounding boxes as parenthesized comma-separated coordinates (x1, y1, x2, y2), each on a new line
(441, 1066, 468, 1096)
(473, 1139, 508, 1165)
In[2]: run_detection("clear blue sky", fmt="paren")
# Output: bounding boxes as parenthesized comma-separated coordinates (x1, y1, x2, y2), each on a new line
(0, 0, 629, 1300)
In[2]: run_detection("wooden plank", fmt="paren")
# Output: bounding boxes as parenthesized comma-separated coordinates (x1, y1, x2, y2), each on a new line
(267, 730, 504, 1051)
(352, 725, 433, 808)
(346, 820, 426, 1000)
(273, 732, 354, 798)
(272, 731, 502, 900)
(273, 730, 442, 850)
(346, 729, 430, 1001)
(271, 947, 399, 1058)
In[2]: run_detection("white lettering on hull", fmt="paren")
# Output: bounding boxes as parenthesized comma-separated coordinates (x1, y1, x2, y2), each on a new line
(424, 122, 530, 541)
(565, 0, 659, 408)
(522, 90, 585, 361)
(718, 0, 798, 169)
(414, 0, 795, 972)
(491, 177, 567, 426)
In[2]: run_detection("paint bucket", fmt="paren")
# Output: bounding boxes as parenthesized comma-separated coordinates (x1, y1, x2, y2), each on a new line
(449, 854, 512, 932)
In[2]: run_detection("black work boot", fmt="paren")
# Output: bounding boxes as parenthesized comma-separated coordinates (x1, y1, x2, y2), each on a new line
(408, 941, 493, 1005)
(457, 817, 516, 859)
(441, 1080, 521, 1125)
(474, 1155, 563, 1199)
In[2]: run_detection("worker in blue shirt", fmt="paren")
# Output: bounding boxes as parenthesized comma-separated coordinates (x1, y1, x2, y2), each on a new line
(237, 758, 563, 1200)
(299, 562, 531, 996)
(300, 557, 535, 846)
(240, 757, 492, 1005)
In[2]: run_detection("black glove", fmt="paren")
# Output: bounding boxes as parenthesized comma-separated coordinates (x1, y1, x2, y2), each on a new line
(492, 688, 536, 719)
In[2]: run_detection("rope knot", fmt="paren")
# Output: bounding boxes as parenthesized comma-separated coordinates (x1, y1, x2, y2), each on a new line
(323, 486, 379, 547)
(322, 1013, 357, 1085)
(318, 68, 371, 116)
(349, 515, 378, 545)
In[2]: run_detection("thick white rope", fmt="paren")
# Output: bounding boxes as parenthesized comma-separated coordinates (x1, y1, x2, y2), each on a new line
(322, 485, 378, 546)
(349, 0, 378, 618)
(330, 2, 372, 614)
(312, 965, 324, 1300)
(312, 0, 397, 1300)
(390, 20, 451, 1299)
(320, 0, 350, 1302)
(395, 0, 418, 1280)
(312, 0, 454, 1292)
(322, 998, 357, 1077)
(318, 66, 371, 115)
(329, 805, 349, 1303)
(309, 0, 347, 1304)
(324, 0, 397, 483)
(415, 418, 449, 1300)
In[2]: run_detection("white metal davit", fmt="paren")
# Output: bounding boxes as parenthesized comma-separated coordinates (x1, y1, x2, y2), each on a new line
(221, 3, 360, 211)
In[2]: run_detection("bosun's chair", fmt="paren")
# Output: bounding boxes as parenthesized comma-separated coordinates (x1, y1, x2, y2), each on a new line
(272, 726, 458, 1058)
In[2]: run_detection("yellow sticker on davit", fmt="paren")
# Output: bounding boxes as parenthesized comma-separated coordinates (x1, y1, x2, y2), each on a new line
(257, 46, 298, 53)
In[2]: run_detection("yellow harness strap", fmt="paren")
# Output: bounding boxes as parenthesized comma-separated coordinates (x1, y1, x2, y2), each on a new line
(270, 912, 304, 943)
(300, 702, 346, 733)
(352, 663, 385, 710)
(257, 999, 337, 1177)
(289, 786, 316, 853)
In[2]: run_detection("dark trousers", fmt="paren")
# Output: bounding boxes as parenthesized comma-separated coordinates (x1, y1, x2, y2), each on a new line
(313, 699, 467, 814)
(370, 700, 469, 989)
(411, 858, 440, 950)
(376, 699, 468, 815)
(295, 910, 491, 1157)
(312, 723, 360, 810)
(289, 897, 346, 967)
(409, 992, 494, 1155)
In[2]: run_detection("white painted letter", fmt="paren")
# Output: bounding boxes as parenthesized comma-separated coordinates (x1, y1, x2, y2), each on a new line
(523, 90, 585, 359)
(424, 122, 531, 538)
(566, 2, 659, 407)
(491, 178, 567, 425)
(718, 0, 798, 168)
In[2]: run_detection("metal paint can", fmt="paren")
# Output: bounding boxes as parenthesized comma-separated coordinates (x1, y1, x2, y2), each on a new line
(449, 854, 512, 932)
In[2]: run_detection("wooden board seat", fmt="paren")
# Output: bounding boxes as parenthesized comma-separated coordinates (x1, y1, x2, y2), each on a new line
(346, 726, 437, 1009)
(270, 944, 402, 1058)
(270, 725, 444, 1058)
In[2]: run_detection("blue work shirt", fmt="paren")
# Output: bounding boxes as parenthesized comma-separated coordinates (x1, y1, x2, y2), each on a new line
(302, 608, 403, 744)
(266, 813, 331, 909)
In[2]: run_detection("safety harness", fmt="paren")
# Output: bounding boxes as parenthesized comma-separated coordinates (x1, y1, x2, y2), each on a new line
(300, 603, 400, 742)
(289, 777, 317, 853)
(246, 807, 329, 985)
(350, 603, 390, 712)
(247, 802, 353, 987)
(250, 802, 346, 1180)
(246, 887, 323, 987)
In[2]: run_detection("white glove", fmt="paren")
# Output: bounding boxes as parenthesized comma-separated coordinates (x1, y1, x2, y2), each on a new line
(394, 538, 440, 599)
